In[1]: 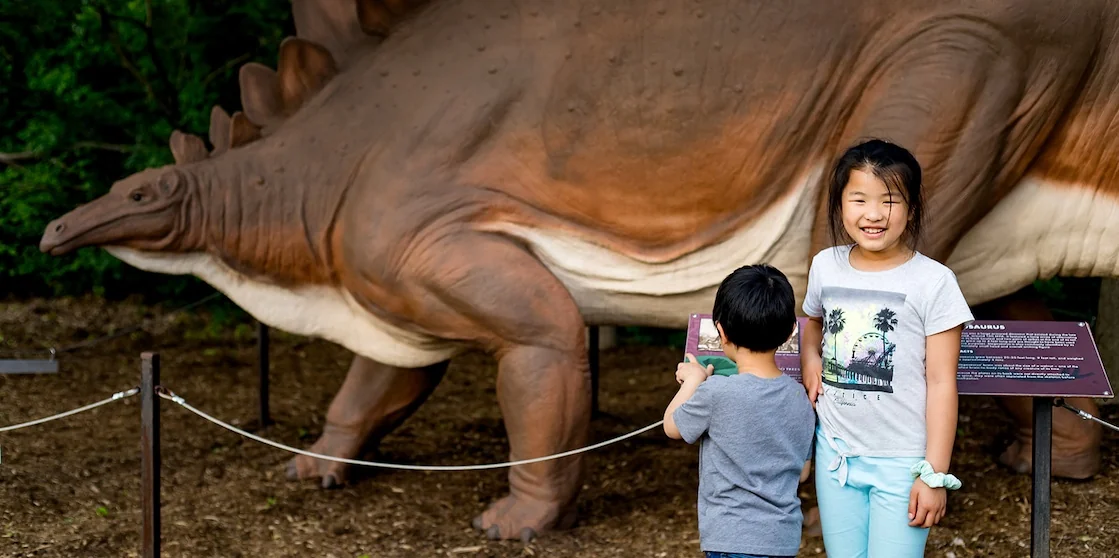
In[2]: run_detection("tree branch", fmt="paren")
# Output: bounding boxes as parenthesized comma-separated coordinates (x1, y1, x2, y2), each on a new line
(0, 151, 36, 164)
(0, 143, 134, 166)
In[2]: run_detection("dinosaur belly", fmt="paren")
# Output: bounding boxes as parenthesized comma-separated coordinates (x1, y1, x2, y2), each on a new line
(481, 165, 826, 329)
(103, 247, 462, 369)
(946, 177, 1119, 304)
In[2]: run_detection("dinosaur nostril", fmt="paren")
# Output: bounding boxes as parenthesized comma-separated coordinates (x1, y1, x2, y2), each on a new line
(54, 223, 65, 233)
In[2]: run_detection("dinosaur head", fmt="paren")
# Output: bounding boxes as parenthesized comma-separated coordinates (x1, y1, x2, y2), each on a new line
(39, 106, 264, 257)
(39, 164, 194, 256)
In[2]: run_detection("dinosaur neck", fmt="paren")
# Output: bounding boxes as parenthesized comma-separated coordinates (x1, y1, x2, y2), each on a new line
(189, 152, 347, 286)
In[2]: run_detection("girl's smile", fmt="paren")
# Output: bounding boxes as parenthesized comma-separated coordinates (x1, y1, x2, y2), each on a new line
(841, 168, 911, 264)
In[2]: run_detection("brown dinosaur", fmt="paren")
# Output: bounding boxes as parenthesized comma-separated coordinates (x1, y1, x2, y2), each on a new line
(38, 0, 1118, 541)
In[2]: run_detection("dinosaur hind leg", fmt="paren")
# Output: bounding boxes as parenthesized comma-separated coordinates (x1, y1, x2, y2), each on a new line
(973, 288, 1102, 480)
(286, 355, 448, 488)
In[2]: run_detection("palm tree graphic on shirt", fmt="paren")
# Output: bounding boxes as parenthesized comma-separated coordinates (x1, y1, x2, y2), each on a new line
(821, 300, 899, 394)
(874, 308, 898, 354)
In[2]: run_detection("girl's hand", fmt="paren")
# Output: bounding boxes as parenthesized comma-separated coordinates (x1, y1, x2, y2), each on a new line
(675, 353, 713, 385)
(802, 361, 824, 408)
(908, 479, 947, 527)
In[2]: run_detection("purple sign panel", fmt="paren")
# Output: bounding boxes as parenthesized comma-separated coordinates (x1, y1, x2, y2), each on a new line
(683, 315, 1112, 398)
(956, 320, 1112, 398)
(684, 314, 807, 383)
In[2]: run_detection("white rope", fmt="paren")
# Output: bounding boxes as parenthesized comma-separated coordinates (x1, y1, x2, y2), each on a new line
(0, 388, 139, 433)
(159, 390, 664, 471)
(1057, 399, 1119, 434)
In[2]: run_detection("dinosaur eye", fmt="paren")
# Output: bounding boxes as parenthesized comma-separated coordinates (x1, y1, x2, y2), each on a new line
(131, 191, 145, 202)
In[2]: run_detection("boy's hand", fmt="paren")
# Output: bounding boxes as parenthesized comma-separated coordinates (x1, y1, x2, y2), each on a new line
(803, 361, 824, 408)
(676, 353, 714, 385)
(907, 478, 947, 528)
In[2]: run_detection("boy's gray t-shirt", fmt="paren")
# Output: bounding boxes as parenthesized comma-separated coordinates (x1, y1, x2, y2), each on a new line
(802, 245, 974, 464)
(672, 372, 815, 556)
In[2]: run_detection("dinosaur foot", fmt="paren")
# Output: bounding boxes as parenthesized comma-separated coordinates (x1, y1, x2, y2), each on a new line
(285, 426, 367, 489)
(998, 437, 1101, 480)
(471, 494, 577, 542)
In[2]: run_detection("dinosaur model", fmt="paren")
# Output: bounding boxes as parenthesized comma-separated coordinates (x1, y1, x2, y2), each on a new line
(38, 0, 1118, 541)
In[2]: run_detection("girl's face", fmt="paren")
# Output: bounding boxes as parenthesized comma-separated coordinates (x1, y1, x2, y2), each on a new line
(840, 169, 910, 257)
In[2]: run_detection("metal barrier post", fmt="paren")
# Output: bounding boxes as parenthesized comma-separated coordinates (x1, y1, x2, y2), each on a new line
(588, 326, 599, 414)
(141, 352, 161, 558)
(257, 323, 271, 427)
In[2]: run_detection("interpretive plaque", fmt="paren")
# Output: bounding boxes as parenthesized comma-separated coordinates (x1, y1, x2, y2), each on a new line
(684, 314, 806, 383)
(956, 320, 1112, 398)
(683, 315, 1112, 399)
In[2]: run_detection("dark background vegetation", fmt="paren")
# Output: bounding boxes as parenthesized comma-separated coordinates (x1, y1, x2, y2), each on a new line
(1, 0, 289, 306)
(0, 0, 1104, 335)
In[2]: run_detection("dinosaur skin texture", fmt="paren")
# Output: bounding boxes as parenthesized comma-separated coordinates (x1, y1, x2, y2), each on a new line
(39, 0, 1119, 541)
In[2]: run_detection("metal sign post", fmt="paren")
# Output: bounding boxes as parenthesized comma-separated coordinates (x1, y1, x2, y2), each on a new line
(1031, 398, 1053, 558)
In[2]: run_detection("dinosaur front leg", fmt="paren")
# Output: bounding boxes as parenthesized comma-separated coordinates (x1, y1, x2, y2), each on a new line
(472, 343, 589, 542)
(287, 355, 448, 488)
(373, 231, 590, 541)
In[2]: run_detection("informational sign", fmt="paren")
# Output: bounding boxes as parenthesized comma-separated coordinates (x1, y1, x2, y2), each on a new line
(0, 359, 58, 374)
(955, 320, 1111, 398)
(683, 315, 1112, 398)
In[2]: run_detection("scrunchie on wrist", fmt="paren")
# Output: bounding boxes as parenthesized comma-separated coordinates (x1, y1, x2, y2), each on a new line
(910, 460, 962, 490)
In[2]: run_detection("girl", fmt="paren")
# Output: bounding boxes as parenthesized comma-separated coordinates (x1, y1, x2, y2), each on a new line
(801, 139, 972, 557)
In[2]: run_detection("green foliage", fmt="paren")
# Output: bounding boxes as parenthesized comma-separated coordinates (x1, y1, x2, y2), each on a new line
(0, 0, 291, 301)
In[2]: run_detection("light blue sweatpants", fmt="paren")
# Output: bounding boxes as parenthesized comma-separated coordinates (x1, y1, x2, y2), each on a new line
(814, 425, 930, 558)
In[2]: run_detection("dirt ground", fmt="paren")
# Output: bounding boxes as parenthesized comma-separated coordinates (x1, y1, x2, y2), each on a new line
(1, 296, 1117, 558)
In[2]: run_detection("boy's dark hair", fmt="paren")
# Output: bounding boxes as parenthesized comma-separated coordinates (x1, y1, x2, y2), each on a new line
(826, 138, 925, 251)
(711, 264, 796, 353)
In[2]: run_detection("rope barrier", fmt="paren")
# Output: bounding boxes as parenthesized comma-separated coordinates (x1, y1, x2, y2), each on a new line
(5, 386, 1117, 472)
(0, 387, 139, 433)
(1056, 398, 1119, 434)
(0, 292, 224, 359)
(157, 387, 664, 471)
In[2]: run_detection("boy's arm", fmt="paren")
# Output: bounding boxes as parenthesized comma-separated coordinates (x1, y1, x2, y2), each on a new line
(664, 354, 714, 440)
(664, 376, 706, 439)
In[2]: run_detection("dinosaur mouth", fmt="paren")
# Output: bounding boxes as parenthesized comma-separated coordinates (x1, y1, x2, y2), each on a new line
(41, 220, 113, 256)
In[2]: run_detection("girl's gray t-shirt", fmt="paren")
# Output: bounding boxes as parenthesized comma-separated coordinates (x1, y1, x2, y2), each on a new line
(803, 245, 974, 462)
(672, 372, 815, 556)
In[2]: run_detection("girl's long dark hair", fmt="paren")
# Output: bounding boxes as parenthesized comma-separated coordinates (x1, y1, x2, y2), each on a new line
(826, 138, 925, 251)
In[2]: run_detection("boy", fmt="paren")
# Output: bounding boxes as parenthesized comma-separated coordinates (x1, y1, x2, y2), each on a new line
(664, 264, 816, 558)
